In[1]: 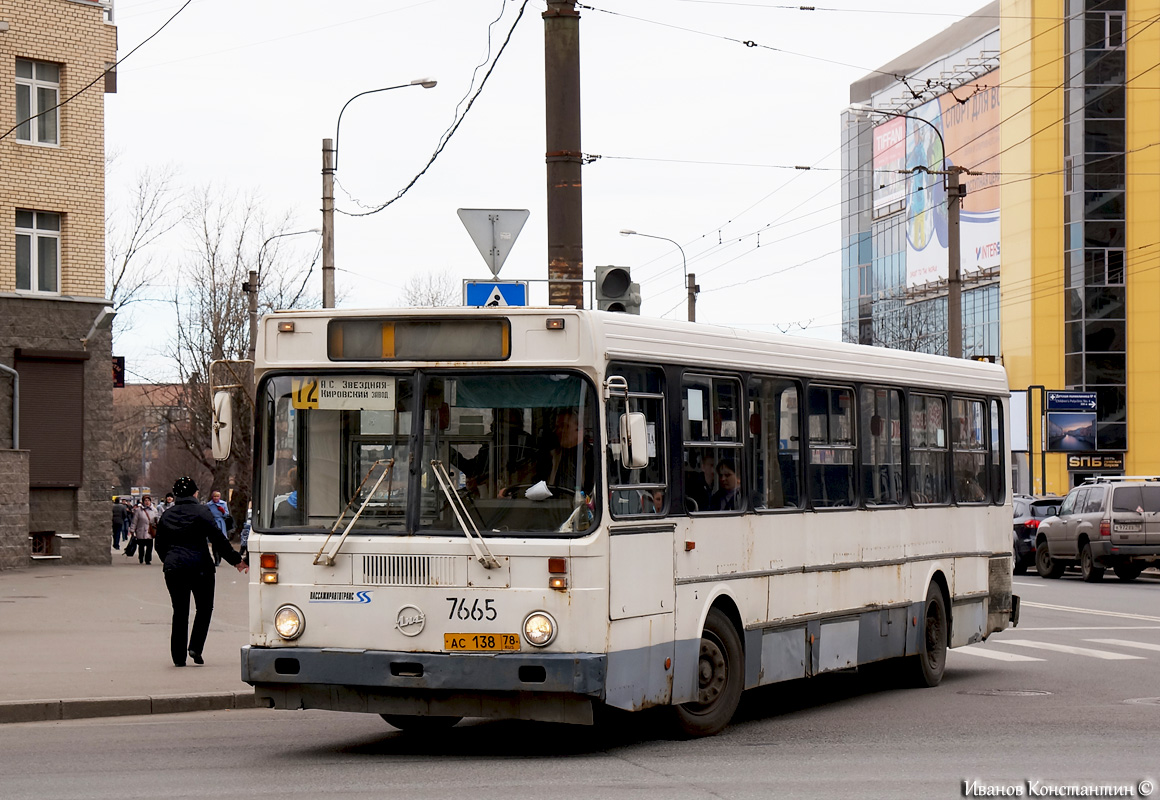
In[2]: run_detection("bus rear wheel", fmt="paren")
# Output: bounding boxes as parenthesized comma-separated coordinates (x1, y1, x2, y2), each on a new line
(906, 584, 948, 688)
(671, 608, 743, 738)
(380, 714, 462, 732)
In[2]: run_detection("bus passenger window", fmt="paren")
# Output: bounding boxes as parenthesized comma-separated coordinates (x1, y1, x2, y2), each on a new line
(861, 386, 903, 506)
(952, 397, 988, 504)
(684, 375, 744, 514)
(910, 393, 949, 504)
(807, 386, 856, 508)
(989, 399, 1005, 503)
(747, 377, 801, 510)
(605, 363, 667, 518)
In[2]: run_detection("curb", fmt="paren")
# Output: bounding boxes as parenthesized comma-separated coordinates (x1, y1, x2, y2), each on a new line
(0, 691, 260, 725)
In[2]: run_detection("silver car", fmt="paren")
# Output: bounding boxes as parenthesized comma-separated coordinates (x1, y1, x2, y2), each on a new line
(1035, 477, 1160, 582)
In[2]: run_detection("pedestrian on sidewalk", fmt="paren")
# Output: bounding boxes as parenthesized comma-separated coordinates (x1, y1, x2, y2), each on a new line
(206, 490, 230, 567)
(111, 497, 127, 551)
(128, 494, 159, 565)
(123, 498, 139, 558)
(154, 476, 248, 668)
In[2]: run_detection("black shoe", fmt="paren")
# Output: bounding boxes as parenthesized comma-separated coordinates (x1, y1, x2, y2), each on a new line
(174, 662, 186, 667)
(188, 649, 204, 665)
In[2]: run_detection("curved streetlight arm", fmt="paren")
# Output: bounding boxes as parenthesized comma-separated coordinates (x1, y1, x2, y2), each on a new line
(257, 228, 323, 282)
(248, 228, 323, 364)
(333, 78, 437, 171)
(619, 229, 688, 287)
(851, 104, 949, 189)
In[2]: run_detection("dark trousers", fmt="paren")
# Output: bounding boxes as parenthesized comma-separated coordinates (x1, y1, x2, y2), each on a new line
(164, 569, 215, 665)
(137, 538, 154, 564)
(111, 524, 121, 549)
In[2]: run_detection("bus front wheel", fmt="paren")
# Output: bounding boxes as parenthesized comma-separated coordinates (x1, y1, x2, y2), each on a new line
(906, 584, 948, 688)
(671, 608, 743, 738)
(381, 714, 462, 732)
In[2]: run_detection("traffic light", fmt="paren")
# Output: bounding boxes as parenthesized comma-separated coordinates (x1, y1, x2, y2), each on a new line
(595, 265, 641, 314)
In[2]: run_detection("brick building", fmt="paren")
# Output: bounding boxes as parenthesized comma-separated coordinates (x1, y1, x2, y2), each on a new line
(0, 0, 117, 568)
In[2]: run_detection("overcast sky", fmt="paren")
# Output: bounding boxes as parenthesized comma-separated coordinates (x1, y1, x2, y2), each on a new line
(106, 0, 991, 378)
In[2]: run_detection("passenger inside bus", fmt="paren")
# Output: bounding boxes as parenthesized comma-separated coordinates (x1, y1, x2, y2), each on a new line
(451, 408, 535, 497)
(711, 458, 742, 511)
(534, 408, 594, 496)
(685, 451, 716, 512)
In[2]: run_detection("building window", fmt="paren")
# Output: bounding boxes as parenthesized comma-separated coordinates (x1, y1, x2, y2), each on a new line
(16, 210, 61, 293)
(15, 58, 60, 145)
(1086, 11, 1126, 50)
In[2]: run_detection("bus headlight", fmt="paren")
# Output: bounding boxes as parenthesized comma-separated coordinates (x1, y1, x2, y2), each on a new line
(523, 611, 557, 647)
(274, 604, 305, 640)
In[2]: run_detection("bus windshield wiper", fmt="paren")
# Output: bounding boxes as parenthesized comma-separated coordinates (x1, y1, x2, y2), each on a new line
(314, 458, 394, 567)
(430, 460, 500, 569)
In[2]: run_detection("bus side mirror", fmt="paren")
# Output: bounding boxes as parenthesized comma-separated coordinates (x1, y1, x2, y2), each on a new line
(212, 391, 233, 461)
(619, 411, 649, 469)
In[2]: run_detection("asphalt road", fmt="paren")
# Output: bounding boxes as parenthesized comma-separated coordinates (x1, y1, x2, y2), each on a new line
(2, 571, 1156, 800)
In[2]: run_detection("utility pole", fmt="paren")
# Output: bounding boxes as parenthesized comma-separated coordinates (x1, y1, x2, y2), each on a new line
(947, 168, 963, 359)
(687, 272, 698, 323)
(322, 137, 336, 308)
(543, 0, 583, 307)
(246, 269, 258, 364)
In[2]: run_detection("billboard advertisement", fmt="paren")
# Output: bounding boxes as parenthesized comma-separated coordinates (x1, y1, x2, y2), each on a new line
(895, 69, 1002, 288)
(872, 116, 906, 210)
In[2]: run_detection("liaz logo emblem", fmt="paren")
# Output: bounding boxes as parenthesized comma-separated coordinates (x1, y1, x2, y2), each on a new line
(308, 590, 372, 604)
(396, 604, 426, 636)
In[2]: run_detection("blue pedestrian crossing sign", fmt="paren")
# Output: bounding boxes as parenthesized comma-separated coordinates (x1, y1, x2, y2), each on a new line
(464, 281, 528, 307)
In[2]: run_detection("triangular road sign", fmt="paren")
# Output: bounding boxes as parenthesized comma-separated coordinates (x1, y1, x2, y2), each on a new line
(485, 286, 507, 307)
(457, 208, 530, 277)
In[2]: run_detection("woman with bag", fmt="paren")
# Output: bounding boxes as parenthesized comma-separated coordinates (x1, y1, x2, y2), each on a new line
(127, 495, 159, 565)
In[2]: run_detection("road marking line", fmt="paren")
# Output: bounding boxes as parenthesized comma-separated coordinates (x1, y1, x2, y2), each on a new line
(1017, 626, 1160, 631)
(996, 639, 1146, 660)
(1085, 638, 1160, 653)
(955, 645, 1044, 662)
(1021, 601, 1160, 624)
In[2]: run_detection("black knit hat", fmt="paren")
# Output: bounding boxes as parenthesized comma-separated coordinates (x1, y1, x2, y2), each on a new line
(172, 476, 198, 498)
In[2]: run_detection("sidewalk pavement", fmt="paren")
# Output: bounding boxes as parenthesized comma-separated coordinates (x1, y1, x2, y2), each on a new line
(0, 548, 257, 724)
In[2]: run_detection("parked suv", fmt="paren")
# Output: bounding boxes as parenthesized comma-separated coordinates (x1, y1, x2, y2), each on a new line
(1035, 476, 1160, 582)
(1013, 494, 1062, 575)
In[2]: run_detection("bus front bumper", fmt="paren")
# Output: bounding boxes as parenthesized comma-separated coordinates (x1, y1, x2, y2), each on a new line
(242, 645, 607, 724)
(242, 645, 606, 694)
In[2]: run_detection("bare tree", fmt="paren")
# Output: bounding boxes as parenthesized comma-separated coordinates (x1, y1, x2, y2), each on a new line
(106, 166, 183, 339)
(400, 270, 458, 307)
(162, 187, 321, 530)
(870, 295, 948, 355)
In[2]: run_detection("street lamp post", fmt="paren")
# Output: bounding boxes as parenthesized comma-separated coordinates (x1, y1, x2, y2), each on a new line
(247, 229, 323, 364)
(854, 104, 965, 358)
(322, 78, 437, 308)
(620, 229, 697, 322)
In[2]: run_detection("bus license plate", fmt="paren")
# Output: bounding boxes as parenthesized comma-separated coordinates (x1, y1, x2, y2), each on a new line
(444, 633, 521, 652)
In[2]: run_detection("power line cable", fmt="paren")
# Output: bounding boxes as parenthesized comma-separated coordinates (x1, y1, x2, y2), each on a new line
(337, 0, 532, 217)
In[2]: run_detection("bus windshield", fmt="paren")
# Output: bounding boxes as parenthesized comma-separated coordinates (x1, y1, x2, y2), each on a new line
(257, 371, 597, 536)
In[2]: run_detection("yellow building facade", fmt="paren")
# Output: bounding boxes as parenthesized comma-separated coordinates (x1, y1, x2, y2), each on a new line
(1001, 0, 1160, 493)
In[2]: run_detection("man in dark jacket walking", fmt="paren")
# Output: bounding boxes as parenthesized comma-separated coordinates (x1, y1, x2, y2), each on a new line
(154, 476, 248, 667)
(111, 498, 128, 550)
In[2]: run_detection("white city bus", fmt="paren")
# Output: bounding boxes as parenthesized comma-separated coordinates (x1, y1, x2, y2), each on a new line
(235, 307, 1018, 737)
